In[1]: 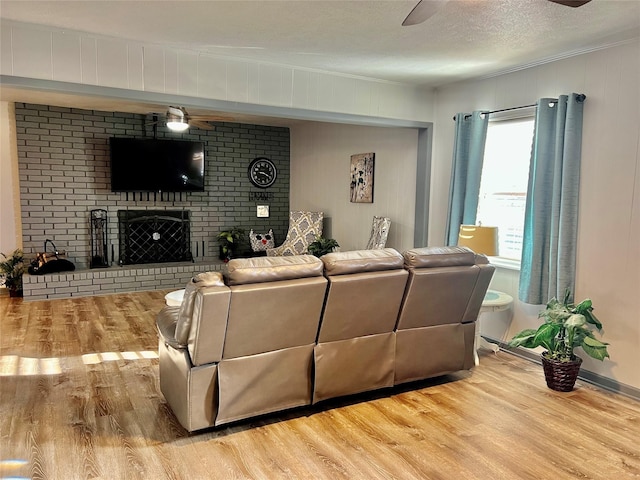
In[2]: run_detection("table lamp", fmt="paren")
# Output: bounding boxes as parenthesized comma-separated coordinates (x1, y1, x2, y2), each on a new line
(457, 225, 498, 256)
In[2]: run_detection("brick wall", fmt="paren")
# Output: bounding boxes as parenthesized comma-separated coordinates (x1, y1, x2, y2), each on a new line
(15, 103, 290, 269)
(22, 261, 225, 300)
(14, 103, 290, 299)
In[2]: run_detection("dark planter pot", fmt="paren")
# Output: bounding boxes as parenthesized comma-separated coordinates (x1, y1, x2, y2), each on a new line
(541, 353, 582, 392)
(219, 246, 233, 262)
(9, 288, 23, 298)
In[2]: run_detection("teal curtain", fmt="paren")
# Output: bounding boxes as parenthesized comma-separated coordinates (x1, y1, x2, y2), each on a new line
(445, 111, 489, 245)
(519, 94, 586, 304)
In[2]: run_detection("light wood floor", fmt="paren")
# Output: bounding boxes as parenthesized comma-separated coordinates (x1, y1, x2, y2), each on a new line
(1, 291, 639, 480)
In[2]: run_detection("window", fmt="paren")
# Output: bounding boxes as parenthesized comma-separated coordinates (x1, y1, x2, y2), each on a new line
(476, 116, 534, 261)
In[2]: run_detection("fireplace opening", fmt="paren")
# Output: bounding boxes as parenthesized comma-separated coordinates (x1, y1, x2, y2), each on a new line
(118, 210, 192, 265)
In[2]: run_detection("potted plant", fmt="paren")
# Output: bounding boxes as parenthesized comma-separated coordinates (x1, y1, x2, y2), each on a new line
(217, 227, 246, 262)
(0, 249, 25, 297)
(308, 237, 339, 257)
(508, 289, 609, 392)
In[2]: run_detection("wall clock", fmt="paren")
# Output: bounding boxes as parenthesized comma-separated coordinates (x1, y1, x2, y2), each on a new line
(248, 157, 277, 188)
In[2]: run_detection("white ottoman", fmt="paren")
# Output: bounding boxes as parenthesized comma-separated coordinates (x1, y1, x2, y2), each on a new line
(474, 289, 513, 365)
(164, 289, 185, 307)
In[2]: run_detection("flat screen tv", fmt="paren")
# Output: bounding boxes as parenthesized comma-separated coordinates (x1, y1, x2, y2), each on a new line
(110, 137, 205, 192)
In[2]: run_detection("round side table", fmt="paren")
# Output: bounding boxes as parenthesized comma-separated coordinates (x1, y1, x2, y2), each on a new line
(164, 289, 185, 307)
(474, 289, 513, 365)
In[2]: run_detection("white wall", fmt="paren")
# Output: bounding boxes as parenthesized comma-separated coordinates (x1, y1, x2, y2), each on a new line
(290, 123, 419, 253)
(0, 101, 21, 255)
(432, 40, 640, 391)
(0, 20, 433, 123)
(3, 17, 638, 392)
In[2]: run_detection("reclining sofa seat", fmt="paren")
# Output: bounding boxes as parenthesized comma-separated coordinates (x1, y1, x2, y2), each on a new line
(156, 246, 494, 432)
(313, 248, 408, 403)
(394, 246, 495, 385)
(156, 255, 327, 431)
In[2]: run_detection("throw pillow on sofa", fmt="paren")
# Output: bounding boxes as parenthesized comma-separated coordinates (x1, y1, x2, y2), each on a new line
(249, 229, 275, 252)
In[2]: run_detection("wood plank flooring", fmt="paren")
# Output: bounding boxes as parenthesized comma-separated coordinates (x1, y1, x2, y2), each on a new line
(1, 290, 639, 479)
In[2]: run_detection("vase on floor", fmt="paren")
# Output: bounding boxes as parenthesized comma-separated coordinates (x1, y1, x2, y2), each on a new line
(9, 288, 23, 298)
(541, 354, 582, 392)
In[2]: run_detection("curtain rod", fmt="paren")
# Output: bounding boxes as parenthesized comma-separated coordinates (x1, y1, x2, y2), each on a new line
(453, 94, 586, 121)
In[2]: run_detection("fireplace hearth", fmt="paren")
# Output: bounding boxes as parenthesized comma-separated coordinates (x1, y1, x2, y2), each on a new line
(118, 210, 192, 265)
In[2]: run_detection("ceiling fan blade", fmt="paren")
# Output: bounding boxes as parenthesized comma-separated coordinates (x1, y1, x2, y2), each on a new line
(144, 113, 161, 126)
(547, 0, 592, 7)
(146, 107, 230, 130)
(402, 0, 448, 26)
(190, 114, 234, 122)
(189, 119, 215, 130)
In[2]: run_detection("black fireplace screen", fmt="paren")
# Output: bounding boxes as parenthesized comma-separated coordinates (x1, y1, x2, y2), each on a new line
(118, 210, 192, 265)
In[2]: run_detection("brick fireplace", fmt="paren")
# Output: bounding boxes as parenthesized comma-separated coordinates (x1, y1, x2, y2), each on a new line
(15, 103, 291, 300)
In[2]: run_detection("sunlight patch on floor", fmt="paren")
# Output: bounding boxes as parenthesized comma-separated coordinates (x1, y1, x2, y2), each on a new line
(0, 350, 158, 376)
(82, 350, 158, 364)
(0, 458, 29, 479)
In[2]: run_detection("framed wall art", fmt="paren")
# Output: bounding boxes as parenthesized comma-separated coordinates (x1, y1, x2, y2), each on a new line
(350, 152, 375, 203)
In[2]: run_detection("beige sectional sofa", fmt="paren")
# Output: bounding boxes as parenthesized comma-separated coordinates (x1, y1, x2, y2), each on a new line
(156, 246, 494, 432)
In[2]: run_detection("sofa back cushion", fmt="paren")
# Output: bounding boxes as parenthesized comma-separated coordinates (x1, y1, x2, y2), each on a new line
(318, 249, 408, 342)
(222, 278, 328, 359)
(402, 246, 476, 269)
(397, 266, 482, 329)
(225, 254, 323, 285)
(397, 246, 495, 330)
(222, 255, 327, 359)
(322, 247, 404, 275)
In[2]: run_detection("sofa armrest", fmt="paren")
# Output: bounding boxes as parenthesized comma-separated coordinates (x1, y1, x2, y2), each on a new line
(188, 285, 232, 366)
(174, 271, 226, 345)
(156, 306, 184, 349)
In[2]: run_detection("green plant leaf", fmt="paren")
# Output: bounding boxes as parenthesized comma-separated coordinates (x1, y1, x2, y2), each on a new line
(565, 314, 586, 328)
(308, 236, 340, 257)
(509, 289, 610, 362)
(0, 249, 25, 290)
(508, 329, 538, 348)
(581, 335, 610, 361)
(533, 322, 561, 351)
(582, 309, 602, 330)
(574, 298, 592, 312)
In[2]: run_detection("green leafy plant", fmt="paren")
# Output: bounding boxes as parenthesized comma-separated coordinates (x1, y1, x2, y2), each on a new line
(509, 289, 609, 362)
(308, 237, 339, 257)
(217, 227, 246, 260)
(0, 249, 25, 292)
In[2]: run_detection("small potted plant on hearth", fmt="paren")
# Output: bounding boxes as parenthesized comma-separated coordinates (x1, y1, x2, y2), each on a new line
(217, 227, 246, 262)
(0, 249, 25, 297)
(308, 236, 340, 257)
(508, 289, 610, 392)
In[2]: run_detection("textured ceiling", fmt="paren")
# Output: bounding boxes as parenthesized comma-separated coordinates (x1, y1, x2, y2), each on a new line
(1, 0, 639, 87)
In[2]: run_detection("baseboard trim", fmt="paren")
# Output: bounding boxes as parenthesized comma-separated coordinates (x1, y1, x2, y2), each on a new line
(487, 338, 640, 401)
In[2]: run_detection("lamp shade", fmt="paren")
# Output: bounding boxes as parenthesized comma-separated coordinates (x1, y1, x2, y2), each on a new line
(457, 225, 498, 256)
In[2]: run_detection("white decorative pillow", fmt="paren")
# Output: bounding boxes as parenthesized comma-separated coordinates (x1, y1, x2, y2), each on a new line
(249, 229, 275, 252)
